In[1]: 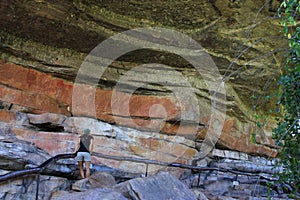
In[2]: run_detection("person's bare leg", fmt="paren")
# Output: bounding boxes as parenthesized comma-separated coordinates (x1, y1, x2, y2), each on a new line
(85, 161, 91, 178)
(78, 161, 84, 179)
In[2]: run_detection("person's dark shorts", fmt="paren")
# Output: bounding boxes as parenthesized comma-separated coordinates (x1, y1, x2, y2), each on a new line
(76, 152, 91, 162)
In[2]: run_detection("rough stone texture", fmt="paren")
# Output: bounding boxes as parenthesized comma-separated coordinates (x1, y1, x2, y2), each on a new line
(0, 1, 293, 198)
(185, 171, 281, 199)
(13, 128, 78, 157)
(0, 170, 70, 200)
(182, 153, 292, 200)
(210, 158, 280, 174)
(0, 63, 277, 156)
(27, 113, 67, 126)
(0, 139, 50, 170)
(72, 171, 116, 191)
(212, 149, 248, 160)
(126, 171, 197, 200)
(71, 178, 90, 192)
(0, 0, 284, 157)
(1, 111, 197, 173)
(0, 110, 16, 122)
(88, 171, 116, 189)
(191, 189, 209, 200)
(0, 125, 294, 200)
(113, 181, 132, 199)
(51, 188, 128, 200)
(0, 61, 72, 115)
(0, 137, 75, 177)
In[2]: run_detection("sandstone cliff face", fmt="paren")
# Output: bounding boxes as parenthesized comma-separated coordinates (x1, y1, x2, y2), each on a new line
(0, 1, 285, 158)
(0, 111, 290, 199)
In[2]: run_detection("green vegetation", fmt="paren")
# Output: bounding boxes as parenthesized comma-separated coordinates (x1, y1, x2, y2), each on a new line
(272, 0, 300, 195)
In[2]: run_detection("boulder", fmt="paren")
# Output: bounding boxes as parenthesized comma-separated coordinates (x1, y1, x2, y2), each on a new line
(123, 171, 197, 200)
(71, 178, 89, 192)
(88, 171, 116, 189)
(51, 188, 127, 200)
(71, 171, 116, 191)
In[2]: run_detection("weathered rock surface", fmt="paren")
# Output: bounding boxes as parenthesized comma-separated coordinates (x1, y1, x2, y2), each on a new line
(0, 115, 295, 199)
(0, 139, 48, 170)
(0, 137, 76, 178)
(125, 171, 197, 200)
(113, 171, 199, 200)
(0, 170, 70, 200)
(0, 0, 283, 157)
(0, 63, 278, 157)
(51, 188, 128, 200)
(182, 152, 292, 200)
(0, 1, 294, 198)
(1, 111, 197, 174)
(72, 171, 116, 191)
(88, 171, 116, 188)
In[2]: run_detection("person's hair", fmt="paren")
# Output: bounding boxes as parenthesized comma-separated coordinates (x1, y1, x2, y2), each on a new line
(84, 129, 90, 134)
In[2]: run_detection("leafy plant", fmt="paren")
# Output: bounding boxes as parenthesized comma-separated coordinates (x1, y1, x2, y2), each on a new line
(272, 0, 300, 195)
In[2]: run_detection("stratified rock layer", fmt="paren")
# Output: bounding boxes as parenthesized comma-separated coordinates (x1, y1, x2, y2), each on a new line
(1, 111, 198, 173)
(0, 111, 292, 199)
(0, 61, 277, 156)
(0, 1, 283, 158)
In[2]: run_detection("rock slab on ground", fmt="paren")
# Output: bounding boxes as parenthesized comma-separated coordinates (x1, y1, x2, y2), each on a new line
(51, 188, 127, 200)
(126, 171, 197, 200)
(72, 171, 116, 191)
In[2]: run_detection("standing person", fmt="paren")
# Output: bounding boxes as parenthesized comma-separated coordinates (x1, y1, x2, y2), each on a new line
(75, 129, 94, 179)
